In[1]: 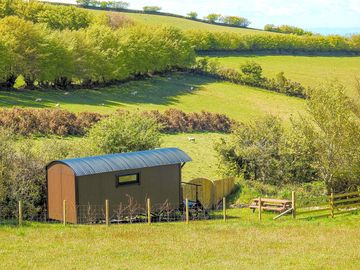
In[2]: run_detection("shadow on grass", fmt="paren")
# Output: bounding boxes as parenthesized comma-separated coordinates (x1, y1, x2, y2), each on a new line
(0, 73, 217, 110)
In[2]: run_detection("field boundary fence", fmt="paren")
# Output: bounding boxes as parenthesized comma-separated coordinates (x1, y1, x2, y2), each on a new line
(295, 191, 360, 219)
(1, 197, 229, 226)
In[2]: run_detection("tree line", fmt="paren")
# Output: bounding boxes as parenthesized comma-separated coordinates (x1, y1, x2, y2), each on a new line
(0, 15, 194, 89)
(185, 30, 360, 53)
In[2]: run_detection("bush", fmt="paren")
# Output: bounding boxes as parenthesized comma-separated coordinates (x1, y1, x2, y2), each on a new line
(204, 13, 221, 23)
(87, 112, 161, 154)
(215, 116, 317, 185)
(264, 24, 313, 36)
(294, 82, 360, 193)
(0, 131, 70, 219)
(142, 109, 234, 133)
(222, 16, 250, 27)
(187, 12, 198, 19)
(0, 108, 103, 136)
(143, 6, 161, 12)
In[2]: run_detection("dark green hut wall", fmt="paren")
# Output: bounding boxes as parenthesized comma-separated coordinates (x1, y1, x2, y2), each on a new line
(76, 164, 181, 208)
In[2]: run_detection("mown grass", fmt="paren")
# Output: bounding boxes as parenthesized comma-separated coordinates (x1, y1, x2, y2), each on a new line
(0, 73, 305, 122)
(1, 209, 359, 270)
(207, 54, 360, 96)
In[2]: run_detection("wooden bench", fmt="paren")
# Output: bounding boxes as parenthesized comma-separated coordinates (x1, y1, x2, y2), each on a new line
(249, 198, 292, 213)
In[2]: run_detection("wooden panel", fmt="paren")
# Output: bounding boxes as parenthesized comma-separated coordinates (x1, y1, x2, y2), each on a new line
(60, 164, 77, 224)
(47, 165, 62, 221)
(47, 163, 77, 223)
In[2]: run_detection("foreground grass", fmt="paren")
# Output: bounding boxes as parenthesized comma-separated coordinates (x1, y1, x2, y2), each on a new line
(0, 73, 305, 122)
(1, 209, 359, 270)
(208, 54, 360, 96)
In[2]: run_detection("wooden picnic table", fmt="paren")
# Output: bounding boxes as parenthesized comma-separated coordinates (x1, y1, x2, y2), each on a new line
(250, 198, 292, 213)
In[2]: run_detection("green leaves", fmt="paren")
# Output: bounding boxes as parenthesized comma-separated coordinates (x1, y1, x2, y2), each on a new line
(87, 112, 161, 155)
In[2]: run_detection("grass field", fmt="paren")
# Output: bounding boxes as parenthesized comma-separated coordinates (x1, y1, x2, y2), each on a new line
(1, 73, 305, 122)
(1, 209, 360, 270)
(207, 54, 360, 96)
(95, 10, 269, 34)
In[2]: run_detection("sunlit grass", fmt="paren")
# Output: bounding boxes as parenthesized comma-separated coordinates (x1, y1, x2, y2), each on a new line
(0, 73, 305, 122)
(1, 209, 359, 269)
(207, 54, 360, 97)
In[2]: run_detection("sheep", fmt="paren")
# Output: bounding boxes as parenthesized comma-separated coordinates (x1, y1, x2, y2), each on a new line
(35, 98, 42, 102)
(188, 137, 196, 142)
(131, 91, 138, 96)
(55, 103, 60, 107)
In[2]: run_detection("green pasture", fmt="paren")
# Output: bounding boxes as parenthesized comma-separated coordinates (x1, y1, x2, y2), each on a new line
(94, 10, 268, 34)
(207, 54, 360, 96)
(1, 209, 359, 270)
(0, 73, 305, 122)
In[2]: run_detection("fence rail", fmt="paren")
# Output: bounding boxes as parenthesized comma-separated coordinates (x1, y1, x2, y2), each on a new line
(296, 191, 360, 219)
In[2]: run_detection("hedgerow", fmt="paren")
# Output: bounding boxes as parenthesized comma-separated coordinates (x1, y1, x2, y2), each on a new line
(191, 58, 307, 98)
(185, 30, 360, 53)
(0, 108, 234, 136)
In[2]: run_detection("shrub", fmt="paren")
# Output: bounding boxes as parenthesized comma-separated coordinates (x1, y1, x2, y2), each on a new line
(264, 24, 313, 36)
(215, 116, 317, 185)
(222, 16, 250, 27)
(87, 112, 161, 154)
(0, 108, 103, 136)
(141, 109, 234, 133)
(294, 82, 360, 193)
(0, 132, 71, 219)
(204, 13, 221, 23)
(187, 11, 198, 19)
(143, 6, 161, 12)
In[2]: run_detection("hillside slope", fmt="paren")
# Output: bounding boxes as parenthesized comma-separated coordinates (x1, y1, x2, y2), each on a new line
(91, 9, 270, 34)
(207, 54, 360, 96)
(1, 73, 305, 121)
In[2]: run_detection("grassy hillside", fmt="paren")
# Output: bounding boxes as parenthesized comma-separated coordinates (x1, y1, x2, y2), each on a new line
(95, 10, 269, 34)
(207, 54, 360, 96)
(1, 210, 360, 269)
(1, 73, 305, 122)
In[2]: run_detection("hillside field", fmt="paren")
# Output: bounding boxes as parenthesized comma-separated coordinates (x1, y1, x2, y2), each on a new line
(207, 54, 360, 96)
(93, 10, 269, 34)
(2, 73, 305, 122)
(1, 209, 360, 270)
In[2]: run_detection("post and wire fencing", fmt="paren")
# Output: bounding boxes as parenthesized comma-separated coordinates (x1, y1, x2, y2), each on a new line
(1, 196, 229, 226)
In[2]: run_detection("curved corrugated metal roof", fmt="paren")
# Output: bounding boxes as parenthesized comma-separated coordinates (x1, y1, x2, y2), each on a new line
(48, 148, 192, 177)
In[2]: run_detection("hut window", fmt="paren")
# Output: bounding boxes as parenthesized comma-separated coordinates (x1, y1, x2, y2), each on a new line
(116, 173, 139, 186)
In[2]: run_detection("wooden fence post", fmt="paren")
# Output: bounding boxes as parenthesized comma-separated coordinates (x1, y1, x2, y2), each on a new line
(292, 191, 296, 219)
(185, 198, 189, 224)
(223, 197, 226, 222)
(18, 200, 23, 226)
(330, 193, 334, 218)
(259, 197, 262, 221)
(147, 198, 151, 225)
(63, 200, 66, 226)
(105, 199, 109, 226)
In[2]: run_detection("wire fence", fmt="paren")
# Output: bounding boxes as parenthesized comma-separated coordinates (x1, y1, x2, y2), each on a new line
(0, 198, 228, 226)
